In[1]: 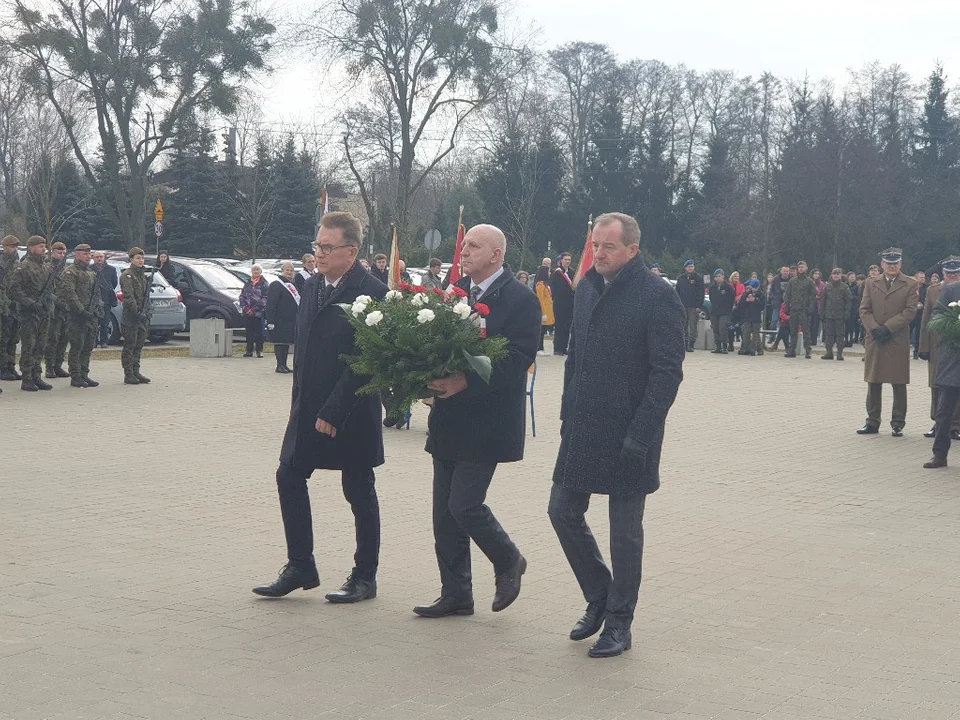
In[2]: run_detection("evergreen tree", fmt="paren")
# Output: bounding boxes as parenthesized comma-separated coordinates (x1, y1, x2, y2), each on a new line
(271, 137, 320, 257)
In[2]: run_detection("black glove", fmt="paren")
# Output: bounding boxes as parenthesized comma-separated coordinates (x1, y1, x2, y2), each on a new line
(919, 351, 930, 361)
(620, 436, 648, 473)
(872, 326, 892, 342)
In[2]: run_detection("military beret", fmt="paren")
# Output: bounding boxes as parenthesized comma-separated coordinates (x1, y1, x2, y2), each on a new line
(51, 241, 67, 251)
(2, 235, 18, 247)
(879, 247, 903, 263)
(683, 259, 695, 268)
(650, 263, 661, 270)
(831, 267, 843, 274)
(747, 278, 760, 288)
(27, 236, 46, 248)
(74, 243, 92, 252)
(868, 264, 880, 272)
(714, 268, 724, 276)
(128, 247, 145, 258)
(941, 256, 960, 274)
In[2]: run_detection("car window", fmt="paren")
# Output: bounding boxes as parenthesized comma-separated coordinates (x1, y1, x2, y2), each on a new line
(190, 264, 245, 290)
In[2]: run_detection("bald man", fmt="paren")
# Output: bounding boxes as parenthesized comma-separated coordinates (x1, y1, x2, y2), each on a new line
(414, 224, 541, 619)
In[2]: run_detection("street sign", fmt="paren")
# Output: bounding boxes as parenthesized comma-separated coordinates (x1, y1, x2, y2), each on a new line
(154, 221, 163, 237)
(423, 229, 441, 250)
(154, 199, 164, 222)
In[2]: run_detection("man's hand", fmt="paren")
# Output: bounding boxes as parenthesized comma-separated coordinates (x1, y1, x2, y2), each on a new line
(427, 373, 469, 399)
(872, 326, 892, 342)
(315, 418, 337, 438)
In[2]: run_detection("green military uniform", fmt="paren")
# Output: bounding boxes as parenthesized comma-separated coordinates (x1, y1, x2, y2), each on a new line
(59, 244, 103, 387)
(0, 235, 21, 381)
(7, 237, 54, 391)
(44, 242, 70, 378)
(784, 268, 817, 358)
(820, 274, 852, 360)
(119, 248, 151, 384)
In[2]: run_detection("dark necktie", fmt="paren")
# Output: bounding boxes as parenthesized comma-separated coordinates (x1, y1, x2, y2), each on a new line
(470, 285, 482, 307)
(320, 282, 334, 305)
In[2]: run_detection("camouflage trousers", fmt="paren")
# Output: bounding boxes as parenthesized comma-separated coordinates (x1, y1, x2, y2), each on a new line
(740, 322, 761, 354)
(822, 319, 846, 355)
(18, 310, 50, 377)
(0, 312, 19, 371)
(45, 312, 69, 369)
(67, 315, 98, 378)
(121, 318, 147, 373)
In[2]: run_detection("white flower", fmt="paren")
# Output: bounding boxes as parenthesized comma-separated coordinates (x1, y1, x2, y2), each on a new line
(354, 294, 372, 307)
(417, 308, 436, 324)
(452, 301, 472, 319)
(385, 290, 403, 301)
(365, 310, 384, 326)
(351, 302, 367, 317)
(411, 292, 427, 307)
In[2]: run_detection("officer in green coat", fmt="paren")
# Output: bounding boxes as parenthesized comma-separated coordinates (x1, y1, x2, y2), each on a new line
(7, 236, 53, 391)
(0, 235, 21, 382)
(44, 241, 70, 379)
(118, 247, 151, 385)
(820, 267, 852, 360)
(59, 243, 103, 388)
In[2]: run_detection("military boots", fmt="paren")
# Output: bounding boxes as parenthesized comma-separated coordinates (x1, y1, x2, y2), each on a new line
(32, 372, 52, 391)
(124, 371, 140, 385)
(81, 374, 99, 387)
(1, 365, 21, 381)
(46, 365, 69, 379)
(133, 366, 151, 384)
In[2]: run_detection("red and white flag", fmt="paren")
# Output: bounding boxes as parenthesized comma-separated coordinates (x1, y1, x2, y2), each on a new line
(572, 215, 594, 286)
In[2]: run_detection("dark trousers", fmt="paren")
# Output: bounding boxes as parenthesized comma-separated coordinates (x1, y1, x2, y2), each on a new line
(865, 382, 907, 430)
(789, 312, 812, 353)
(710, 314, 729, 349)
(933, 386, 960, 459)
(432, 458, 520, 600)
(685, 308, 700, 347)
(809, 310, 821, 345)
(930, 387, 960, 427)
(538, 325, 551, 352)
(0, 312, 19, 370)
(276, 462, 380, 581)
(98, 312, 112, 344)
(244, 315, 264, 352)
(548, 483, 646, 630)
(275, 344, 290, 368)
(553, 312, 572, 354)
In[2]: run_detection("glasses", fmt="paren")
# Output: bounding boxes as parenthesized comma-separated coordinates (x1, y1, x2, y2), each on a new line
(315, 243, 354, 256)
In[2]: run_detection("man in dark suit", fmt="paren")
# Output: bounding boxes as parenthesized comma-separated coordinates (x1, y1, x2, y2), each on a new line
(549, 212, 685, 658)
(413, 224, 541, 618)
(253, 212, 388, 603)
(92, 251, 119, 347)
(550, 252, 575, 355)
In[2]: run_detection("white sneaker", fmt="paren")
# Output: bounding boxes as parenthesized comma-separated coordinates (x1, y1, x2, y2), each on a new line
(537, 350, 549, 356)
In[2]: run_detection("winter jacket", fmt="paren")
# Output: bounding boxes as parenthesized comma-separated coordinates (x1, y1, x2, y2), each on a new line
(821, 280, 852, 321)
(784, 274, 817, 315)
(239, 276, 269, 317)
(739, 287, 764, 323)
(708, 281, 734, 317)
(675, 271, 705, 309)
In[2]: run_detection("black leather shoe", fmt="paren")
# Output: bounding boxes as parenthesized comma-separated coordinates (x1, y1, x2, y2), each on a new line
(924, 456, 948, 469)
(588, 627, 632, 658)
(951, 430, 960, 441)
(924, 425, 937, 438)
(570, 600, 606, 641)
(856, 425, 879, 435)
(252, 564, 320, 598)
(413, 596, 474, 618)
(492, 555, 527, 612)
(891, 428, 904, 437)
(325, 575, 377, 604)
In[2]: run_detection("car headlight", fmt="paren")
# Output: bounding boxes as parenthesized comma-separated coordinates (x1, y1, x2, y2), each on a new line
(233, 300, 241, 313)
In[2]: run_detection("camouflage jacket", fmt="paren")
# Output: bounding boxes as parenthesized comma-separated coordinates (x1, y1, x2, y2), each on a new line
(0, 251, 19, 314)
(119, 266, 148, 320)
(47, 258, 68, 317)
(821, 280, 852, 321)
(7, 253, 53, 316)
(784, 274, 817, 315)
(60, 262, 104, 321)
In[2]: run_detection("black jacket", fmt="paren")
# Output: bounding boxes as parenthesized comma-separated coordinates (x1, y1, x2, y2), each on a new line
(770, 274, 790, 307)
(279, 262, 388, 472)
(371, 266, 389, 286)
(425, 265, 541, 464)
(554, 256, 685, 495)
(708, 281, 735, 317)
(675, 271, 704, 309)
(739, 287, 764, 323)
(266, 279, 299, 345)
(95, 263, 119, 307)
(550, 267, 575, 320)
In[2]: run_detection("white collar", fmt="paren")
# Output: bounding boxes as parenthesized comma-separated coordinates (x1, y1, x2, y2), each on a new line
(324, 275, 343, 288)
(470, 266, 505, 298)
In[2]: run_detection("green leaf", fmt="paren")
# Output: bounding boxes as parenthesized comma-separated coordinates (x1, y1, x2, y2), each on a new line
(462, 350, 493, 383)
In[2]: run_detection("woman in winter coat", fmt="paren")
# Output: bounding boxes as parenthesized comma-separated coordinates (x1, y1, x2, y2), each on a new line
(267, 261, 300, 373)
(727, 271, 746, 347)
(809, 268, 826, 345)
(239, 264, 269, 357)
(156, 250, 176, 283)
(535, 266, 554, 355)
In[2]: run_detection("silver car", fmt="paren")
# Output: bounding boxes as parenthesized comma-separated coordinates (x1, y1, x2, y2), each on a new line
(107, 262, 187, 344)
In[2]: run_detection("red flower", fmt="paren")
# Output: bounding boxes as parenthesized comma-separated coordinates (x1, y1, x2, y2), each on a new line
(399, 282, 412, 291)
(474, 302, 491, 317)
(413, 285, 427, 293)
(452, 286, 468, 298)
(431, 288, 444, 296)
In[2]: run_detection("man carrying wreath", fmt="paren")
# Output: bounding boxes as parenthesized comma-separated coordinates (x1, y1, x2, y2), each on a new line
(414, 224, 541, 618)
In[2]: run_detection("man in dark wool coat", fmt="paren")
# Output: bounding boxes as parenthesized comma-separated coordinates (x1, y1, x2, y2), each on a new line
(414, 224, 541, 619)
(253, 212, 388, 603)
(549, 212, 686, 658)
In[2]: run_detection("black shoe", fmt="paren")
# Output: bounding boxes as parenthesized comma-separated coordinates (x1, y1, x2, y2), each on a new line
(275, 366, 286, 373)
(325, 575, 377, 604)
(252, 564, 320, 598)
(924, 456, 948, 469)
(711, 348, 722, 354)
(413, 596, 475, 618)
(588, 627, 632, 658)
(951, 430, 960, 442)
(492, 555, 527, 612)
(134, 372, 151, 384)
(924, 425, 937, 438)
(282, 365, 293, 374)
(837, 354, 844, 361)
(70, 377, 87, 388)
(256, 351, 263, 358)
(1, 367, 22, 381)
(33, 375, 52, 391)
(243, 351, 253, 357)
(54, 366, 70, 378)
(82, 375, 99, 387)
(21, 377, 38, 392)
(124, 374, 140, 385)
(45, 369, 57, 379)
(821, 354, 833, 360)
(805, 350, 812, 359)
(686, 346, 694, 353)
(891, 428, 904, 437)
(856, 425, 879, 435)
(570, 600, 606, 641)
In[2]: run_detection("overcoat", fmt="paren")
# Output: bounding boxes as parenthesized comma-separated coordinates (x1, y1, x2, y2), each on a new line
(553, 256, 686, 496)
(859, 272, 919, 385)
(931, 281, 960, 388)
(279, 262, 388, 472)
(920, 282, 945, 389)
(266, 279, 299, 345)
(425, 266, 541, 464)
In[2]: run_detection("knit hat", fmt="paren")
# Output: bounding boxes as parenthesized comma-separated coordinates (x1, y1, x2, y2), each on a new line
(51, 241, 67, 251)
(27, 236, 46, 248)
(683, 259, 695, 268)
(2, 235, 18, 247)
(74, 243, 92, 252)
(746, 278, 760, 288)
(128, 247, 145, 258)
(714, 268, 724, 277)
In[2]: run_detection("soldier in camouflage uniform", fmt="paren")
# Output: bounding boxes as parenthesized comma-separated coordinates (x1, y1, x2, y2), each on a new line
(7, 236, 54, 391)
(784, 260, 818, 359)
(119, 247, 151, 385)
(820, 267, 852, 361)
(43, 241, 71, 379)
(0, 235, 21, 382)
(59, 243, 103, 388)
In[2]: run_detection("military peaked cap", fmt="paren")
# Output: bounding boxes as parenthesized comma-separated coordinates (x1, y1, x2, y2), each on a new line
(941, 256, 960, 274)
(879, 247, 903, 263)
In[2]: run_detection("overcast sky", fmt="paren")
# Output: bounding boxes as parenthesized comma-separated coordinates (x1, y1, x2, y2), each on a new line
(256, 0, 960, 122)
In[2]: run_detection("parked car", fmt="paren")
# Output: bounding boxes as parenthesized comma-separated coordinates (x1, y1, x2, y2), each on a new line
(226, 267, 282, 286)
(146, 256, 245, 329)
(105, 262, 187, 344)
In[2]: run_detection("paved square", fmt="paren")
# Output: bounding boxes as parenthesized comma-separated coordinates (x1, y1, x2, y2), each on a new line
(3, 349, 960, 719)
